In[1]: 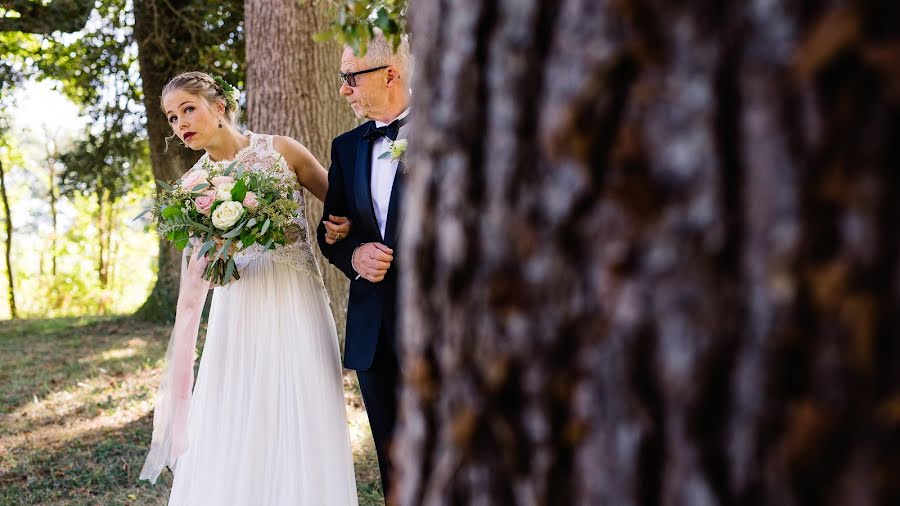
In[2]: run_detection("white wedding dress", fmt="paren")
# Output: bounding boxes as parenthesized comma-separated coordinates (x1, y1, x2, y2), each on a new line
(166, 132, 358, 505)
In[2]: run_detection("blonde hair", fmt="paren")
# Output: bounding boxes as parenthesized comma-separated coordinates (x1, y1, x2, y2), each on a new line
(160, 71, 240, 125)
(363, 30, 414, 83)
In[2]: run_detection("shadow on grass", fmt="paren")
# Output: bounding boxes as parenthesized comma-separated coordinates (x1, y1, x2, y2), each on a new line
(0, 316, 384, 506)
(0, 317, 168, 408)
(0, 412, 170, 506)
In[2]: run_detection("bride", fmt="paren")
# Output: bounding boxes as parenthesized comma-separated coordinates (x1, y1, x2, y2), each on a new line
(140, 71, 358, 506)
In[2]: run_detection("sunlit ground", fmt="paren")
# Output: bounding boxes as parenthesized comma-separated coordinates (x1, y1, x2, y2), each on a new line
(0, 316, 383, 505)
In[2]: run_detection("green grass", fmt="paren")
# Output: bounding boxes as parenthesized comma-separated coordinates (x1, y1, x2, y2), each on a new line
(0, 316, 383, 505)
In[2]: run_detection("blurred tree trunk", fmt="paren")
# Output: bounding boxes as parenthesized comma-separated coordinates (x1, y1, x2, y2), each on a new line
(0, 157, 15, 319)
(44, 146, 58, 277)
(132, 0, 210, 322)
(109, 202, 118, 291)
(245, 0, 357, 345)
(97, 190, 109, 290)
(395, 1, 900, 505)
(48, 161, 57, 276)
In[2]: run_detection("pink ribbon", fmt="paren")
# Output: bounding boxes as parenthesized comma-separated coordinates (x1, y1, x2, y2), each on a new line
(140, 249, 211, 484)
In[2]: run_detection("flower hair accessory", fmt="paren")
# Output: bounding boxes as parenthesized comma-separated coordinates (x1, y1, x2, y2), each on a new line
(212, 75, 239, 109)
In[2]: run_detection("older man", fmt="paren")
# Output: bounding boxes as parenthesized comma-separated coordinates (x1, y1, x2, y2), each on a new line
(317, 31, 413, 500)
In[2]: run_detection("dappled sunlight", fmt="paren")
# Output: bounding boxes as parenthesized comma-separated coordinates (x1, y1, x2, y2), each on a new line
(344, 371, 374, 450)
(348, 404, 374, 449)
(1, 319, 383, 504)
(343, 371, 383, 502)
(0, 359, 161, 460)
(0, 318, 168, 415)
(78, 337, 148, 364)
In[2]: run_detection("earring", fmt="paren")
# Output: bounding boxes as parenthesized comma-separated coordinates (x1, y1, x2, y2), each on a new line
(218, 120, 223, 129)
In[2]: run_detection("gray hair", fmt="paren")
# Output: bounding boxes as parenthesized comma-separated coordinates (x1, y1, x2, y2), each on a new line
(363, 30, 414, 83)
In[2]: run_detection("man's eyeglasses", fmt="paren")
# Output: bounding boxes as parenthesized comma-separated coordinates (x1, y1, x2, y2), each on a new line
(339, 66, 388, 87)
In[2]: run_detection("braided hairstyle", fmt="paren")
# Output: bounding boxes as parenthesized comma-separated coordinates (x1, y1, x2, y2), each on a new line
(160, 71, 240, 125)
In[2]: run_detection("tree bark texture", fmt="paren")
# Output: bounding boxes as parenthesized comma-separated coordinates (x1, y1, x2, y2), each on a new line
(132, 0, 224, 322)
(245, 0, 358, 345)
(395, 1, 900, 505)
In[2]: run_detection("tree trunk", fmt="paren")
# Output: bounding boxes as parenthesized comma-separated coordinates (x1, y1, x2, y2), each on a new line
(132, 0, 209, 322)
(109, 201, 118, 290)
(48, 158, 57, 276)
(245, 0, 358, 345)
(97, 190, 108, 289)
(395, 1, 900, 505)
(0, 158, 16, 319)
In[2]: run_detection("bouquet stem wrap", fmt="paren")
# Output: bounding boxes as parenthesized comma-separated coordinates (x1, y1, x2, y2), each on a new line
(139, 249, 211, 483)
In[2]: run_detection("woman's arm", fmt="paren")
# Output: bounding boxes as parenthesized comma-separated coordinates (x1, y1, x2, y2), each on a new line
(272, 135, 328, 202)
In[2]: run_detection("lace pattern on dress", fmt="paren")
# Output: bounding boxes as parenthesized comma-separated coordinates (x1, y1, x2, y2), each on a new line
(187, 132, 323, 284)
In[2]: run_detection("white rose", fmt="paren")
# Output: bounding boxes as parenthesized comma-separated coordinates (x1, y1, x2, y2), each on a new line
(215, 182, 236, 201)
(211, 201, 244, 230)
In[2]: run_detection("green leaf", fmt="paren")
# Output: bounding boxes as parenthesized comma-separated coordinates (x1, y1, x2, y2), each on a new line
(172, 229, 190, 249)
(161, 206, 184, 220)
(223, 257, 236, 284)
(377, 150, 391, 160)
(247, 218, 257, 227)
(231, 179, 247, 203)
(132, 208, 151, 221)
(262, 238, 274, 250)
(260, 218, 271, 235)
(191, 183, 209, 192)
(374, 7, 392, 32)
(221, 221, 245, 239)
(186, 217, 213, 234)
(157, 180, 175, 191)
(224, 160, 238, 176)
(197, 239, 216, 259)
(240, 230, 256, 248)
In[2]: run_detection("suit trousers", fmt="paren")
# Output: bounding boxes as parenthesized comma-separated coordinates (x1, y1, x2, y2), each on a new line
(356, 320, 399, 501)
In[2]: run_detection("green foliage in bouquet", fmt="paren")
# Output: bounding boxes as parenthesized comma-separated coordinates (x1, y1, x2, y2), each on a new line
(136, 159, 300, 286)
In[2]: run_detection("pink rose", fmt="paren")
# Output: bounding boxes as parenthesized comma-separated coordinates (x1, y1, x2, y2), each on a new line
(194, 189, 216, 216)
(180, 169, 209, 190)
(211, 175, 235, 187)
(242, 191, 259, 210)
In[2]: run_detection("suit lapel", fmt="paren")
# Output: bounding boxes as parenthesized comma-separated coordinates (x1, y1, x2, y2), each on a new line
(383, 163, 404, 249)
(383, 120, 411, 249)
(354, 128, 382, 241)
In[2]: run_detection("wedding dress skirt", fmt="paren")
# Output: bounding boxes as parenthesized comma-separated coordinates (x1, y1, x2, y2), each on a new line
(167, 256, 358, 505)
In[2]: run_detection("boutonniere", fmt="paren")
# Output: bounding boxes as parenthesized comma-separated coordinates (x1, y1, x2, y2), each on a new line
(378, 138, 408, 163)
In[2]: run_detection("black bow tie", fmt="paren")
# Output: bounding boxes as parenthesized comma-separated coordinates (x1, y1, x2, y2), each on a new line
(363, 116, 409, 141)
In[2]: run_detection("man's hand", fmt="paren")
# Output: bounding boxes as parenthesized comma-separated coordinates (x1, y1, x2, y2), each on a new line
(352, 242, 394, 283)
(323, 215, 352, 244)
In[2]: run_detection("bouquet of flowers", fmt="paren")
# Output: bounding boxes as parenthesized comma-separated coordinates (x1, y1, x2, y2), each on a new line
(136, 159, 300, 285)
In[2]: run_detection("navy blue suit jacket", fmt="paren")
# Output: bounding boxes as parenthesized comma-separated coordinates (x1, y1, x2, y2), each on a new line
(317, 121, 404, 371)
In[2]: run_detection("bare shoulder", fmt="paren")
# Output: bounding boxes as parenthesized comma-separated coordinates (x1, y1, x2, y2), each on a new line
(271, 135, 315, 168)
(272, 135, 307, 158)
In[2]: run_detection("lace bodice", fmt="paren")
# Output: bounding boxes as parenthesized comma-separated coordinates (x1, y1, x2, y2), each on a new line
(188, 132, 323, 284)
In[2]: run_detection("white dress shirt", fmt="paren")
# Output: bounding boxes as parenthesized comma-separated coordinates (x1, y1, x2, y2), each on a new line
(370, 107, 410, 239)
